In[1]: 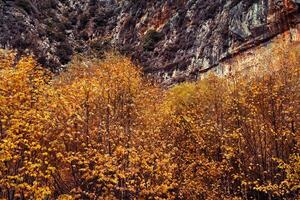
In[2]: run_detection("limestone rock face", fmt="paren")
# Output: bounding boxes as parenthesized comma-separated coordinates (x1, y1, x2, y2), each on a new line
(0, 0, 299, 83)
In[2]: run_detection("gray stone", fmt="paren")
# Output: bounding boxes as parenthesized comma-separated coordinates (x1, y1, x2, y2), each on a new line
(0, 0, 298, 84)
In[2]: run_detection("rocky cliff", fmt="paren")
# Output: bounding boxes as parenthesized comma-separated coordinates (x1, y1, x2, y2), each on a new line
(0, 0, 299, 83)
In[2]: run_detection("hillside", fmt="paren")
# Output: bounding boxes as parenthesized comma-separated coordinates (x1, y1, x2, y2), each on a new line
(0, 0, 299, 83)
(0, 1, 300, 199)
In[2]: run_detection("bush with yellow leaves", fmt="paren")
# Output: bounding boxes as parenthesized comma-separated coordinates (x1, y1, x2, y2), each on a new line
(0, 43, 299, 199)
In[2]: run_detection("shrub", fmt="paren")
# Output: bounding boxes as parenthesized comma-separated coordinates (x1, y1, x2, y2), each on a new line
(78, 14, 89, 30)
(56, 42, 73, 64)
(143, 29, 163, 51)
(16, 0, 32, 14)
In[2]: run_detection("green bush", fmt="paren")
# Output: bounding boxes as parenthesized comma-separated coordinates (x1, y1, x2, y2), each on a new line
(143, 29, 163, 51)
(78, 14, 89, 30)
(56, 42, 73, 64)
(16, 0, 32, 14)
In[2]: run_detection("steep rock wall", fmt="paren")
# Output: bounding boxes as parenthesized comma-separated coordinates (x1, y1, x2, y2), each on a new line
(110, 0, 299, 84)
(0, 0, 299, 83)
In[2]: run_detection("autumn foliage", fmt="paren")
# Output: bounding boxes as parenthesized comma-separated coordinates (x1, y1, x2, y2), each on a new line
(0, 44, 299, 200)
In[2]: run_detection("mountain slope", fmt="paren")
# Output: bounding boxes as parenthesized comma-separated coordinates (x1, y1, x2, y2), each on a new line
(0, 0, 299, 83)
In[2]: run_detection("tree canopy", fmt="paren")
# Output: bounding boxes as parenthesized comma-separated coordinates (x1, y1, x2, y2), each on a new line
(0, 43, 299, 199)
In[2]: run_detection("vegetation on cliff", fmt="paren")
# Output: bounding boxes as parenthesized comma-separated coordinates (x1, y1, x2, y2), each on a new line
(0, 43, 299, 199)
